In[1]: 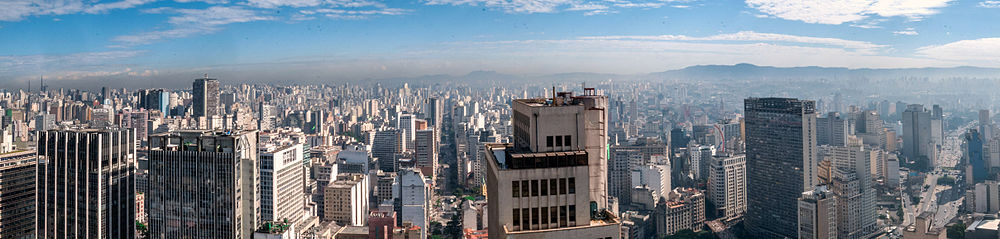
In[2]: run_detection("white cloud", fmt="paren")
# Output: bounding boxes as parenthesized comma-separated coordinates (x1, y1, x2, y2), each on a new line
(980, 1, 1000, 8)
(893, 28, 918, 35)
(580, 31, 886, 53)
(0, 50, 146, 77)
(745, 0, 952, 25)
(246, 0, 324, 8)
(423, 0, 671, 14)
(917, 38, 1000, 64)
(0, 0, 157, 21)
(310, 7, 409, 19)
(113, 6, 274, 46)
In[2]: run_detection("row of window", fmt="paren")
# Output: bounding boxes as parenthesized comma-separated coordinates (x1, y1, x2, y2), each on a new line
(512, 178, 575, 198)
(511, 205, 576, 230)
(546, 135, 572, 147)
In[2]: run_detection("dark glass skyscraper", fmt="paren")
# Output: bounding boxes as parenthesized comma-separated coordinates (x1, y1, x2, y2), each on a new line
(744, 97, 818, 239)
(36, 128, 136, 239)
(192, 77, 220, 118)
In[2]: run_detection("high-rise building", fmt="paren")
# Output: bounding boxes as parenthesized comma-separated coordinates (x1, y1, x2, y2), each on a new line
(259, 143, 306, 226)
(708, 153, 746, 220)
(798, 186, 837, 239)
(398, 114, 416, 148)
(426, 97, 443, 130)
(373, 129, 405, 172)
(902, 104, 936, 169)
(0, 150, 35, 239)
(394, 168, 430, 239)
(324, 174, 369, 226)
(826, 144, 878, 239)
(37, 128, 136, 238)
(744, 97, 818, 238)
(688, 145, 715, 180)
(414, 129, 438, 180)
(981, 110, 993, 141)
(192, 77, 220, 118)
(146, 130, 259, 239)
(967, 129, 988, 183)
(609, 148, 641, 207)
(654, 188, 705, 237)
(258, 103, 275, 131)
(486, 89, 621, 239)
(817, 112, 848, 147)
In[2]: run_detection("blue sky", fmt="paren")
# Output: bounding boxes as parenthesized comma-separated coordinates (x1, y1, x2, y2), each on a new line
(3, 0, 1000, 86)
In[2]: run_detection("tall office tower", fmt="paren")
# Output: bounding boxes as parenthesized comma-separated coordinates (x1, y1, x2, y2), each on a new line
(902, 104, 936, 169)
(982, 110, 993, 140)
(414, 129, 438, 180)
(192, 77, 220, 118)
(147, 130, 259, 239)
(125, 110, 149, 141)
(34, 113, 55, 131)
(0, 150, 35, 238)
(324, 174, 369, 226)
(37, 128, 136, 239)
(259, 143, 306, 226)
(258, 103, 275, 131)
(486, 89, 621, 239)
(798, 186, 837, 239)
(966, 129, 987, 183)
(394, 168, 430, 239)
(398, 114, 416, 150)
(308, 110, 326, 135)
(931, 105, 945, 149)
(816, 112, 848, 147)
(744, 97, 818, 239)
(708, 153, 747, 220)
(609, 148, 641, 207)
(141, 89, 171, 114)
(856, 110, 882, 134)
(688, 145, 715, 180)
(426, 97, 443, 129)
(827, 144, 878, 239)
(373, 129, 405, 172)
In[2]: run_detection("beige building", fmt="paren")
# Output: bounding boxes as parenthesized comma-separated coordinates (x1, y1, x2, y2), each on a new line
(655, 188, 706, 237)
(798, 186, 837, 239)
(708, 153, 746, 220)
(486, 90, 621, 239)
(325, 174, 370, 226)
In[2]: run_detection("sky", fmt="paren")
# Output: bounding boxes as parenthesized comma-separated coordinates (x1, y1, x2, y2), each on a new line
(3, 0, 1000, 87)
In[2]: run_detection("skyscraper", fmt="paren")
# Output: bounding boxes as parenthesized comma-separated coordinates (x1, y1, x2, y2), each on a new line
(259, 143, 306, 226)
(37, 128, 137, 238)
(826, 144, 878, 239)
(798, 186, 837, 239)
(0, 150, 35, 239)
(486, 89, 620, 239)
(394, 168, 430, 239)
(816, 112, 848, 146)
(324, 174, 370, 226)
(744, 97, 818, 238)
(902, 104, 936, 169)
(426, 97, 443, 129)
(708, 153, 747, 220)
(373, 129, 405, 172)
(414, 129, 438, 180)
(192, 77, 220, 118)
(146, 130, 258, 238)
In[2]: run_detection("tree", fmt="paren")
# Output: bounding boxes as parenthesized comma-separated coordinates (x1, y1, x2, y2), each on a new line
(947, 222, 966, 239)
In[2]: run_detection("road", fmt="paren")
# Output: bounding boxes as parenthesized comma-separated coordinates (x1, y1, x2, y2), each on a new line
(903, 121, 972, 229)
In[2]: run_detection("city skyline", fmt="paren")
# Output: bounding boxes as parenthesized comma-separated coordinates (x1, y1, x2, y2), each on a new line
(4, 0, 1000, 88)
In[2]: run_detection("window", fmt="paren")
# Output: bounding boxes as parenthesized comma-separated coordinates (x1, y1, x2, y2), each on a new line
(522, 208, 530, 229)
(512, 181, 520, 197)
(568, 205, 576, 225)
(550, 207, 559, 226)
(560, 178, 567, 195)
(555, 135, 563, 147)
(540, 207, 549, 226)
(568, 178, 575, 194)
(546, 136, 553, 147)
(540, 179, 548, 196)
(532, 207, 540, 225)
(531, 180, 539, 197)
(550, 179, 558, 195)
(521, 180, 529, 196)
(560, 205, 568, 227)
(513, 209, 520, 227)
(564, 135, 571, 146)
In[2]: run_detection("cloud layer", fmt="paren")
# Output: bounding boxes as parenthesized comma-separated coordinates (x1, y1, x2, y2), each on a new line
(746, 0, 952, 25)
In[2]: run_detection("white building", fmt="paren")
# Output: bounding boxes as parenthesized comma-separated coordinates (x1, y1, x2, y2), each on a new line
(394, 168, 430, 239)
(260, 143, 307, 226)
(708, 153, 746, 220)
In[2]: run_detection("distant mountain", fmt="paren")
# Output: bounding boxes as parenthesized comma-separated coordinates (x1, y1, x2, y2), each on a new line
(653, 63, 1000, 80)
